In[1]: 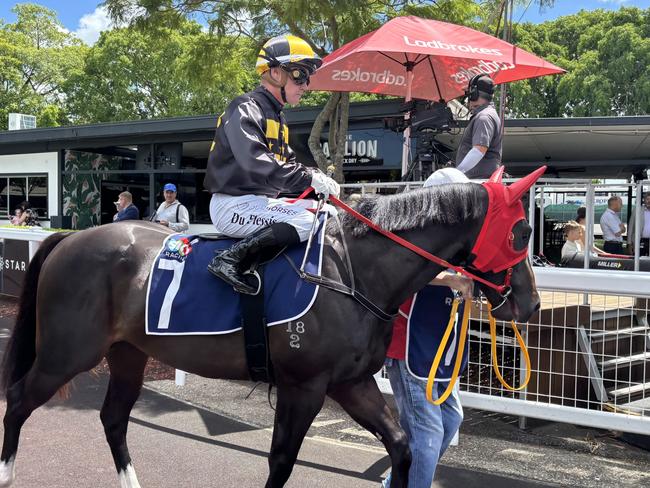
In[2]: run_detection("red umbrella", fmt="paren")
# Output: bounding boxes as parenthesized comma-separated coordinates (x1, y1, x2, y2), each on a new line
(309, 15, 564, 101)
(308, 16, 565, 175)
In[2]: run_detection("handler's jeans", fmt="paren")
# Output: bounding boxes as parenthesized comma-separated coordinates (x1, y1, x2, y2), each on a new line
(210, 193, 320, 241)
(382, 358, 463, 488)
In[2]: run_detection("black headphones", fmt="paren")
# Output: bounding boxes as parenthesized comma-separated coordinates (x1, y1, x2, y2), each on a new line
(466, 74, 493, 102)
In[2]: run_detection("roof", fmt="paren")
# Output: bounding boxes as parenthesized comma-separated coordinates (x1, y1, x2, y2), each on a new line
(0, 99, 648, 178)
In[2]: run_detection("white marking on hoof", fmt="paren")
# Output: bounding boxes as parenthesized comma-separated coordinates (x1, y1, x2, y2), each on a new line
(0, 457, 16, 487)
(118, 464, 141, 488)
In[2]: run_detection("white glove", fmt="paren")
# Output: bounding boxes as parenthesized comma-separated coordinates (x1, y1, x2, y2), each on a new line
(310, 171, 340, 199)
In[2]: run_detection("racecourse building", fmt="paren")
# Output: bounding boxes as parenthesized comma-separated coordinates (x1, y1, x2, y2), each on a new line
(0, 99, 648, 232)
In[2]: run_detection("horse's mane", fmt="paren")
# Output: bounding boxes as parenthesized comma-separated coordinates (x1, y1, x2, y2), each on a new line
(338, 183, 486, 237)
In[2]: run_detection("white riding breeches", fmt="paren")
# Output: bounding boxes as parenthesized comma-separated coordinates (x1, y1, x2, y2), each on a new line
(210, 193, 331, 242)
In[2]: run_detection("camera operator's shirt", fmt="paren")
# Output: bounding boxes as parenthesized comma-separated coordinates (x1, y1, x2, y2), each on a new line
(455, 102, 502, 179)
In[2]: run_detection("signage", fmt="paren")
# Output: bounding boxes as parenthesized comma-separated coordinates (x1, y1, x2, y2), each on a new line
(0, 239, 29, 296)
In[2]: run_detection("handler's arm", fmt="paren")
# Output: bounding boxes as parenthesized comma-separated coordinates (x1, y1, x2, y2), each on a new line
(429, 271, 474, 301)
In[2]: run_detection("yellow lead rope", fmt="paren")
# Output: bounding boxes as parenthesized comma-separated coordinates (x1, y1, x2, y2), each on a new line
(426, 300, 531, 406)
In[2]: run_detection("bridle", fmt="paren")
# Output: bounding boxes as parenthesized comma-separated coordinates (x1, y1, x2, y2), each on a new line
(292, 187, 524, 318)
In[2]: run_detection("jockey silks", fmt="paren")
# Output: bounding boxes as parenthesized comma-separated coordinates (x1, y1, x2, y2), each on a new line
(204, 85, 312, 198)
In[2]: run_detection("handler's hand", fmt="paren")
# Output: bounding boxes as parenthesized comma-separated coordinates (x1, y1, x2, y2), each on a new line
(159, 220, 169, 227)
(447, 274, 474, 301)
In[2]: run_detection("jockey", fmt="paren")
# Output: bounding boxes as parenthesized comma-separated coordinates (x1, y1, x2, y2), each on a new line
(204, 34, 340, 294)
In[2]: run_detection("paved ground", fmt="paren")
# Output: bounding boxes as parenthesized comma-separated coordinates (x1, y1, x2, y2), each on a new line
(150, 376, 650, 488)
(1, 307, 650, 487)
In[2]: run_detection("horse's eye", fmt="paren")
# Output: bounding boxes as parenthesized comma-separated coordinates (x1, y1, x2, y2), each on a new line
(511, 220, 531, 251)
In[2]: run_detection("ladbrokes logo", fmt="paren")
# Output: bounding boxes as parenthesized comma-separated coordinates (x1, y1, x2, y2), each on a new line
(403, 36, 503, 56)
(331, 68, 406, 86)
(451, 59, 515, 84)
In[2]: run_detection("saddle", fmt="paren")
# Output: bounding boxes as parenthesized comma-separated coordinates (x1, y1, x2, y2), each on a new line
(145, 216, 327, 383)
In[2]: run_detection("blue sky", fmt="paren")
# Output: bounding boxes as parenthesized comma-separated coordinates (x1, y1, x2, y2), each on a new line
(1, 1, 650, 44)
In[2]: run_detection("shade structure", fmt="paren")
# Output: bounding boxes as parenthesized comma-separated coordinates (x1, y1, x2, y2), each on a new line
(309, 16, 565, 102)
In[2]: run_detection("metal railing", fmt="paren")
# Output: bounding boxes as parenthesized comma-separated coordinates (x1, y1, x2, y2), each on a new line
(347, 178, 650, 434)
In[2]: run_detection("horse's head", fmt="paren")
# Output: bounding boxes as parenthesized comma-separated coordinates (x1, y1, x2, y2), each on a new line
(467, 166, 545, 322)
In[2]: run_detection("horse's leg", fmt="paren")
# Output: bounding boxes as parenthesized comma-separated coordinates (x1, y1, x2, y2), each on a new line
(328, 377, 411, 488)
(265, 381, 327, 488)
(0, 359, 96, 487)
(100, 342, 148, 488)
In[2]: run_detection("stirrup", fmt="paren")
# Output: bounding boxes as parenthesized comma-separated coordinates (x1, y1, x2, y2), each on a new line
(237, 270, 262, 296)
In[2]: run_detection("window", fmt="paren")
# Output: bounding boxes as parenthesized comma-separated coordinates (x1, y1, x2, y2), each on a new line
(0, 176, 48, 219)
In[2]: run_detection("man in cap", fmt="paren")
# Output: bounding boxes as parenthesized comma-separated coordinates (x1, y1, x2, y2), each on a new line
(204, 34, 339, 294)
(152, 183, 190, 233)
(455, 74, 502, 179)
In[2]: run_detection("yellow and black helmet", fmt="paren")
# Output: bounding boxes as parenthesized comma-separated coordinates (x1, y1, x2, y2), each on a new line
(256, 34, 322, 76)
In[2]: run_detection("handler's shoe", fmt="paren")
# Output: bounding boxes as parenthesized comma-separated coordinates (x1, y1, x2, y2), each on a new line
(207, 223, 300, 294)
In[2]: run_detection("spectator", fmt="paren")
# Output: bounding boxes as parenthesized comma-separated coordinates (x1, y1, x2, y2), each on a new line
(151, 183, 190, 233)
(10, 208, 22, 226)
(575, 206, 586, 226)
(16, 201, 40, 227)
(600, 196, 625, 254)
(113, 191, 139, 222)
(561, 221, 585, 263)
(627, 193, 650, 256)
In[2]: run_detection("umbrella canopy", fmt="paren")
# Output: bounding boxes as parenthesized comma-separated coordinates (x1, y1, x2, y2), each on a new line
(309, 16, 565, 101)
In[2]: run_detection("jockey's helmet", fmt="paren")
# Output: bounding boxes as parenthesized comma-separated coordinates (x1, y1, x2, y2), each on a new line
(256, 35, 322, 86)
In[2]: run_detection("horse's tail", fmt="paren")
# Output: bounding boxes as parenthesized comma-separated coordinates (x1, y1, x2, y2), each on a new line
(1, 232, 72, 393)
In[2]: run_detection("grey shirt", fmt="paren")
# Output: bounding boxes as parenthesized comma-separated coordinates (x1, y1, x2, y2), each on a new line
(455, 103, 502, 179)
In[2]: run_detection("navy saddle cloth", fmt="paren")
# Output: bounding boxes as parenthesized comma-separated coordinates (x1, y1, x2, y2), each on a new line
(146, 217, 326, 335)
(406, 286, 468, 381)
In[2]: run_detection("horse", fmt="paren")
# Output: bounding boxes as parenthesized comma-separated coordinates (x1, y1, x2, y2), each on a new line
(0, 168, 542, 488)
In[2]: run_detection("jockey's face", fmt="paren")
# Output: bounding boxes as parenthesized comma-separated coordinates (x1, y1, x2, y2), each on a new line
(164, 190, 176, 203)
(283, 75, 307, 105)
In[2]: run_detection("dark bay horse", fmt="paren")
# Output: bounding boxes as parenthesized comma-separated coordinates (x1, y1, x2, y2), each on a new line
(0, 173, 541, 488)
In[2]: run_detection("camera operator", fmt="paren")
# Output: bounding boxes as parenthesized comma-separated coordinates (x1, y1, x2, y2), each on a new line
(455, 74, 502, 179)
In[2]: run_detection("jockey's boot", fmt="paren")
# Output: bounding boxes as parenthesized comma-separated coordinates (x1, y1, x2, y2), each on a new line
(207, 222, 300, 294)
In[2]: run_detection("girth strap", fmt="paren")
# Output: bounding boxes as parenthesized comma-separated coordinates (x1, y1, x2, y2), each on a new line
(240, 269, 275, 384)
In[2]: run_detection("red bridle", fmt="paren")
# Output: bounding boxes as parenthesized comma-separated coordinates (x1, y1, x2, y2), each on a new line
(293, 188, 514, 295)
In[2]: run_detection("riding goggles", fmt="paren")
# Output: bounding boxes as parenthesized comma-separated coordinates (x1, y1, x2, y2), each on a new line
(282, 64, 311, 86)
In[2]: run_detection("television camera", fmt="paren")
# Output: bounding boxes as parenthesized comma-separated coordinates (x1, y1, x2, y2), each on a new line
(383, 100, 458, 181)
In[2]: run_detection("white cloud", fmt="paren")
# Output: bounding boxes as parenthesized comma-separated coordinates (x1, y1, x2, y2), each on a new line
(597, 0, 629, 4)
(74, 6, 113, 45)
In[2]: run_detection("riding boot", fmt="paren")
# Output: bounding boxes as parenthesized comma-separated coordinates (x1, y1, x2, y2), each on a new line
(207, 222, 301, 294)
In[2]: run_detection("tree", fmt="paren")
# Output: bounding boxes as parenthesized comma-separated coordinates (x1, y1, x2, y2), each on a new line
(506, 7, 650, 117)
(104, 0, 484, 181)
(65, 20, 255, 123)
(0, 4, 86, 129)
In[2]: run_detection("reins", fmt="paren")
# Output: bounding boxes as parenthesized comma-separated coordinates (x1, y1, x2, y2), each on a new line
(292, 188, 531, 400)
(327, 194, 513, 296)
(425, 299, 531, 405)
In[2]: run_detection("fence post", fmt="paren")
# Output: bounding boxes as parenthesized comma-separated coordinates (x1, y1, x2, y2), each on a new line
(635, 181, 642, 272)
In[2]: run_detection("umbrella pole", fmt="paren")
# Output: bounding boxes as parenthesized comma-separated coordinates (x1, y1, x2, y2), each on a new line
(400, 65, 415, 178)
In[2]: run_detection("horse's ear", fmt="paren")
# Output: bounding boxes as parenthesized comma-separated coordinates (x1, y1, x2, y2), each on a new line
(505, 166, 547, 206)
(488, 166, 505, 184)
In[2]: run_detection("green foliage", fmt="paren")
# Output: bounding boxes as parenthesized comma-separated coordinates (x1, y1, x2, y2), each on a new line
(0, 3, 85, 129)
(508, 7, 650, 117)
(65, 20, 255, 122)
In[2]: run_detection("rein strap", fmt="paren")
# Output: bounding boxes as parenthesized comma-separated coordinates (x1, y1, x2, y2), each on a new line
(328, 194, 509, 294)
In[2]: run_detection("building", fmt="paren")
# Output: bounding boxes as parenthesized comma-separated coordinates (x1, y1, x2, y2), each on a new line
(0, 99, 648, 231)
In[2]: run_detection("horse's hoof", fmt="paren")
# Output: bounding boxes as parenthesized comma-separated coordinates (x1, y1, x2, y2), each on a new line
(0, 457, 15, 487)
(118, 464, 141, 488)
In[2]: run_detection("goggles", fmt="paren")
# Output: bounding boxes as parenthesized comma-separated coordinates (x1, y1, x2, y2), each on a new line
(282, 64, 311, 86)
